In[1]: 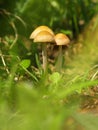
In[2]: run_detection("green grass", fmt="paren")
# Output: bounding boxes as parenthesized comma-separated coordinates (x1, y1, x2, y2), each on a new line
(0, 30, 98, 130)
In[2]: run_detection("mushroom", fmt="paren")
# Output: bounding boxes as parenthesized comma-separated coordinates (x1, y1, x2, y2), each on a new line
(30, 29, 54, 72)
(54, 33, 70, 72)
(30, 25, 54, 39)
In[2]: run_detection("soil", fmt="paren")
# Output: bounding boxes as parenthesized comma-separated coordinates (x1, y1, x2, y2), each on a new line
(80, 86, 98, 114)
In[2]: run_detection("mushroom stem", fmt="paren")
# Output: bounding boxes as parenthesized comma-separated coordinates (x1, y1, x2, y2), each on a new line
(42, 44, 48, 72)
(56, 46, 63, 72)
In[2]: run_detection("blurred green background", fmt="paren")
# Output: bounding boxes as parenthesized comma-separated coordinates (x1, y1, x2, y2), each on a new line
(0, 0, 98, 37)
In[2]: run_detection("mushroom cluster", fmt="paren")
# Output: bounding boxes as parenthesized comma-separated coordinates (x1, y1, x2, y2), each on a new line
(30, 25, 70, 73)
(30, 26, 54, 72)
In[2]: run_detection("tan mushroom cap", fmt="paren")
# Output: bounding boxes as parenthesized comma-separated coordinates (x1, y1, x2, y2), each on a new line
(30, 25, 54, 39)
(34, 31, 54, 43)
(54, 33, 70, 45)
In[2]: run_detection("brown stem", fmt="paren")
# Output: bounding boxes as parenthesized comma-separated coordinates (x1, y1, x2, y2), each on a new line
(56, 46, 63, 72)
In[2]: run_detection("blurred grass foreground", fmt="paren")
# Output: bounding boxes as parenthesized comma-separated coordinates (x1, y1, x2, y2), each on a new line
(0, 0, 98, 130)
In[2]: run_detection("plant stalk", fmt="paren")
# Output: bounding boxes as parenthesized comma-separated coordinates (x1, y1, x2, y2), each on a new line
(56, 46, 63, 72)
(42, 44, 48, 73)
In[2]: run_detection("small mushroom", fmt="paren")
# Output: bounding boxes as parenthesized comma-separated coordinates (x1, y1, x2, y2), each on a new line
(54, 33, 70, 72)
(30, 30, 54, 72)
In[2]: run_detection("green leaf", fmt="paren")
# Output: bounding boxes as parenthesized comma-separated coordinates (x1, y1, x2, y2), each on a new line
(61, 29, 72, 35)
(49, 72, 61, 84)
(20, 59, 31, 69)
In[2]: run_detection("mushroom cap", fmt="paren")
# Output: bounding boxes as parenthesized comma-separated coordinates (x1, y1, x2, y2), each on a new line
(30, 25, 54, 39)
(34, 31, 54, 43)
(54, 33, 70, 45)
